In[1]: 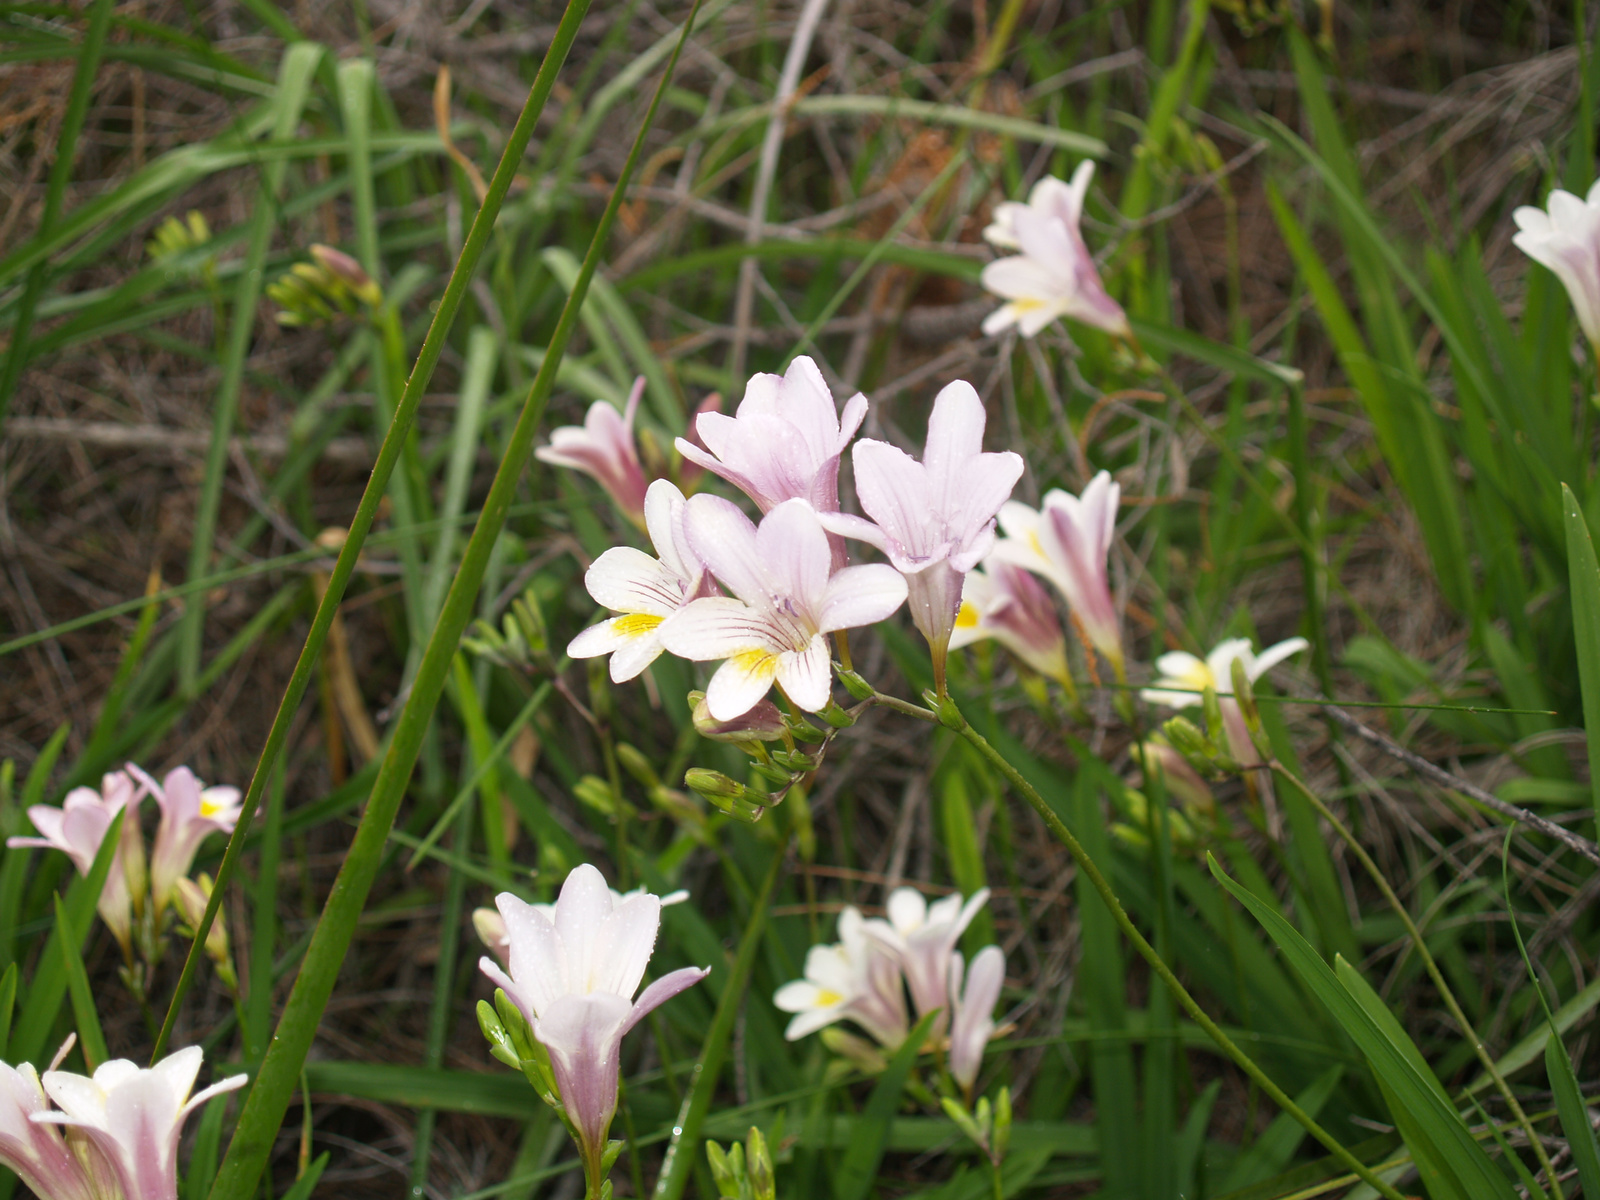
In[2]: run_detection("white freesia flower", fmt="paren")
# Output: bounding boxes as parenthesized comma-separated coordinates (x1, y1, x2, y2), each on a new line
(948, 945, 1005, 1092)
(773, 907, 907, 1047)
(864, 887, 990, 1035)
(0, 1062, 97, 1200)
(473, 883, 689, 965)
(131, 765, 243, 918)
(1142, 636, 1308, 768)
(1513, 179, 1600, 347)
(948, 558, 1072, 688)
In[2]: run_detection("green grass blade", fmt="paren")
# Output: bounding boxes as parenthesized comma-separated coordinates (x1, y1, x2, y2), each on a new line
(1546, 1032, 1600, 1200)
(1563, 483, 1600, 830)
(1219, 1066, 1341, 1193)
(0, 723, 71, 976)
(243, 763, 285, 1065)
(275, 1154, 328, 1200)
(834, 1011, 941, 1200)
(0, 0, 115, 429)
(176, 42, 322, 692)
(54, 893, 107, 1071)
(0, 965, 17, 1054)
(205, 5, 697, 1193)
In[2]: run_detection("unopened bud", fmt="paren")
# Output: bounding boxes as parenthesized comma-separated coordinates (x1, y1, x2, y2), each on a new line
(175, 874, 234, 988)
(818, 699, 856, 729)
(684, 769, 768, 820)
(615, 743, 660, 789)
(309, 244, 382, 306)
(835, 668, 875, 701)
(746, 1127, 775, 1200)
(473, 907, 510, 961)
(993, 1086, 1012, 1160)
(692, 695, 786, 743)
(821, 1026, 890, 1074)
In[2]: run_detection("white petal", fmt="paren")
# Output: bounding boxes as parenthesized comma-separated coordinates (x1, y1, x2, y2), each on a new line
(1248, 636, 1310, 679)
(585, 547, 684, 616)
(776, 638, 833, 712)
(658, 598, 782, 661)
(591, 893, 661, 999)
(817, 563, 908, 632)
(704, 650, 784, 721)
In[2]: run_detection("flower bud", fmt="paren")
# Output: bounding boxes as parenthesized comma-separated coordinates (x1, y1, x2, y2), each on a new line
(615, 743, 660, 789)
(835, 668, 875, 701)
(684, 770, 768, 821)
(175, 873, 235, 989)
(745, 1127, 775, 1200)
(692, 694, 786, 743)
(309, 244, 382, 307)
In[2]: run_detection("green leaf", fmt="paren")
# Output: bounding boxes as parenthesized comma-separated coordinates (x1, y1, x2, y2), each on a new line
(1466, 974, 1600, 1093)
(1219, 1066, 1341, 1193)
(1129, 317, 1303, 386)
(276, 1154, 328, 1200)
(1563, 483, 1600, 830)
(1545, 1031, 1600, 1200)
(1208, 854, 1515, 1200)
(833, 1011, 940, 1200)
(54, 894, 107, 1071)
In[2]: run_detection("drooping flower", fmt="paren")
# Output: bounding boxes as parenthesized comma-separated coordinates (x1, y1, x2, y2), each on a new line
(568, 480, 717, 682)
(478, 866, 709, 1176)
(948, 558, 1072, 688)
(9, 771, 146, 953)
(819, 381, 1022, 691)
(1512, 179, 1600, 348)
(36, 1046, 247, 1200)
(536, 378, 651, 528)
(980, 161, 1130, 339)
(1142, 636, 1309, 768)
(132, 766, 243, 919)
(0, 1062, 98, 1200)
(674, 356, 867, 518)
(658, 497, 907, 721)
(990, 471, 1123, 676)
(774, 907, 908, 1048)
(864, 887, 990, 1036)
(948, 945, 1005, 1093)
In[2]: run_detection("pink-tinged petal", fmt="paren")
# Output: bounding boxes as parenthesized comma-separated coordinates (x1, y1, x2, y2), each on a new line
(817, 563, 908, 632)
(683, 494, 766, 606)
(623, 965, 711, 1035)
(837, 390, 869, 446)
(643, 480, 702, 585)
(479, 956, 532, 1020)
(703, 648, 785, 721)
(591, 892, 661, 999)
(770, 357, 844, 461)
(497, 894, 566, 1015)
(533, 992, 632, 1161)
(658, 598, 782, 661)
(177, 1073, 247, 1124)
(980, 255, 1061, 303)
(554, 865, 616, 992)
(950, 945, 1004, 1090)
(585, 547, 687, 617)
(776, 637, 833, 712)
(904, 562, 964, 655)
(852, 440, 931, 559)
(1512, 206, 1553, 235)
(922, 381, 986, 491)
(886, 888, 926, 934)
(814, 510, 893, 556)
(755, 500, 833, 617)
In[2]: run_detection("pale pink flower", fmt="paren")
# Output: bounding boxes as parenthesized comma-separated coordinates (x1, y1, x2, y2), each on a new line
(36, 1046, 246, 1200)
(980, 161, 1130, 339)
(674, 356, 867, 517)
(568, 480, 716, 682)
(1513, 179, 1600, 347)
(1142, 636, 1308, 768)
(473, 883, 688, 967)
(819, 381, 1022, 689)
(991, 471, 1123, 674)
(478, 866, 708, 1174)
(948, 558, 1071, 687)
(948, 945, 1005, 1092)
(0, 1062, 98, 1200)
(536, 378, 651, 528)
(658, 497, 907, 721)
(864, 887, 990, 1037)
(9, 771, 146, 952)
(132, 766, 242, 918)
(774, 907, 908, 1048)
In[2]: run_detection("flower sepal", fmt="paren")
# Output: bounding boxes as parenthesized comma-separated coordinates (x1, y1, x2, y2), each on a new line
(940, 1086, 1011, 1168)
(685, 770, 769, 822)
(820, 1027, 889, 1075)
(921, 690, 966, 731)
(835, 668, 876, 702)
(479, 991, 562, 1108)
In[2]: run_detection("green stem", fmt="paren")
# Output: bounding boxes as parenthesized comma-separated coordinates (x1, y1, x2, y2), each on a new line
(204, 6, 700, 1195)
(1270, 762, 1561, 1194)
(155, 0, 591, 1071)
(929, 694, 1408, 1200)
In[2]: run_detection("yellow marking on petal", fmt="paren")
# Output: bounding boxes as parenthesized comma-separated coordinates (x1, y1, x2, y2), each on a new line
(1173, 662, 1215, 693)
(611, 612, 664, 639)
(1011, 297, 1047, 314)
(729, 648, 781, 683)
(1027, 530, 1044, 557)
(814, 989, 843, 1007)
(955, 601, 981, 629)
(200, 797, 224, 817)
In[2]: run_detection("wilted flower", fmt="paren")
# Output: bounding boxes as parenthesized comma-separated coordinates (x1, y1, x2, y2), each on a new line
(864, 887, 990, 1036)
(980, 161, 1130, 339)
(1512, 179, 1600, 347)
(674, 356, 866, 565)
(1142, 636, 1308, 768)
(948, 558, 1072, 688)
(133, 766, 243, 919)
(774, 907, 908, 1048)
(948, 945, 1005, 1093)
(820, 381, 1022, 691)
(536, 379, 651, 528)
(9, 771, 146, 953)
(568, 480, 717, 682)
(478, 866, 708, 1177)
(36, 1046, 247, 1200)
(659, 497, 907, 720)
(0, 1062, 98, 1200)
(991, 471, 1123, 676)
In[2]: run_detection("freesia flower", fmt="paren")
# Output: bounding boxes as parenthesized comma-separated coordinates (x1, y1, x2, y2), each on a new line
(1512, 179, 1600, 347)
(478, 865, 709, 1178)
(991, 471, 1123, 676)
(948, 945, 1005, 1093)
(474, 883, 689, 966)
(536, 378, 651, 528)
(132, 766, 243, 919)
(948, 558, 1072, 688)
(9, 771, 145, 953)
(174, 874, 235, 989)
(774, 907, 908, 1047)
(568, 480, 717, 682)
(658, 497, 907, 721)
(819, 381, 1022, 690)
(674, 355, 866, 527)
(36, 1046, 246, 1200)
(980, 161, 1130, 339)
(864, 887, 990, 1036)
(1142, 636, 1309, 767)
(0, 1062, 98, 1200)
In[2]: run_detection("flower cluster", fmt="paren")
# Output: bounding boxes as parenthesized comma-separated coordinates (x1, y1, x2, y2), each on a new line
(775, 886, 1003, 1094)
(0, 1045, 243, 1200)
(8, 764, 243, 977)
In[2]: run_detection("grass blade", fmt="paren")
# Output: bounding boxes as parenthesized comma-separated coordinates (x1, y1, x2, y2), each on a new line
(54, 893, 107, 1072)
(1563, 483, 1600, 830)
(835, 1012, 940, 1200)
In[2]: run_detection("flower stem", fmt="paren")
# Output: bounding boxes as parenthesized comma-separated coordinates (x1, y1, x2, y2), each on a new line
(932, 695, 1408, 1200)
